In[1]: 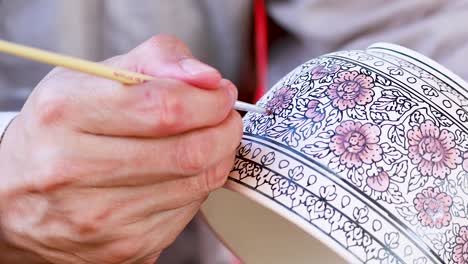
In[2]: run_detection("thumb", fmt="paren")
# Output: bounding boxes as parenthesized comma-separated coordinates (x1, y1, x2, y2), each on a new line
(123, 35, 222, 89)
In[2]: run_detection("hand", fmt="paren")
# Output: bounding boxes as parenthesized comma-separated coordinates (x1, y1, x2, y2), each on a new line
(0, 35, 242, 263)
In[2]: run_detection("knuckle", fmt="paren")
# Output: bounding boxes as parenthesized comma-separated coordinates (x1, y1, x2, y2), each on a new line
(34, 92, 68, 126)
(200, 165, 229, 195)
(106, 239, 143, 263)
(147, 34, 191, 55)
(140, 85, 182, 132)
(196, 156, 234, 197)
(71, 213, 102, 236)
(153, 87, 182, 129)
(176, 133, 211, 173)
(34, 157, 71, 191)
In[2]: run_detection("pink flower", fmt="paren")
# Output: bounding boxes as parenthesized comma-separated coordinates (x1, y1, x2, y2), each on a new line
(366, 170, 390, 192)
(453, 226, 468, 264)
(413, 187, 452, 228)
(325, 71, 375, 110)
(266, 86, 295, 115)
(463, 152, 468, 172)
(305, 100, 325, 122)
(407, 120, 462, 179)
(329, 121, 382, 169)
(310, 64, 339, 80)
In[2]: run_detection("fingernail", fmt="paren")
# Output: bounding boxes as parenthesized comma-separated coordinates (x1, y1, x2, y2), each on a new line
(180, 58, 216, 75)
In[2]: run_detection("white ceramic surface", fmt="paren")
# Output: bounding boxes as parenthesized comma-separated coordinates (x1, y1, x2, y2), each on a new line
(203, 43, 468, 264)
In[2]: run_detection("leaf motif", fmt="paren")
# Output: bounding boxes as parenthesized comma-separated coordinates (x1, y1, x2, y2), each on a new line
(319, 185, 337, 201)
(237, 142, 252, 157)
(370, 89, 416, 118)
(389, 160, 408, 183)
(353, 206, 369, 224)
(260, 151, 275, 166)
(281, 130, 301, 148)
(328, 156, 345, 173)
(317, 130, 334, 140)
(422, 84, 439, 97)
(456, 108, 468, 122)
(347, 106, 367, 120)
(381, 143, 403, 164)
(376, 74, 392, 86)
(267, 125, 289, 138)
(409, 111, 426, 127)
(430, 106, 453, 127)
(348, 167, 364, 187)
(301, 142, 330, 158)
(267, 123, 302, 148)
(296, 98, 309, 112)
(454, 129, 468, 148)
(288, 165, 305, 181)
(325, 108, 343, 127)
(388, 124, 406, 148)
(386, 184, 406, 204)
(299, 121, 320, 139)
(290, 188, 304, 208)
(365, 244, 381, 261)
(328, 213, 345, 233)
(387, 66, 404, 76)
(359, 67, 373, 75)
(456, 171, 468, 195)
(384, 232, 400, 249)
(451, 196, 467, 218)
(446, 179, 458, 196)
(369, 111, 390, 124)
(289, 113, 308, 122)
(407, 168, 429, 193)
(395, 205, 418, 225)
(308, 85, 328, 98)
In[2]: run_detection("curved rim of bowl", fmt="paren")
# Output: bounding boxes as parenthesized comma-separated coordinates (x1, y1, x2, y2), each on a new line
(202, 181, 360, 263)
(367, 42, 468, 95)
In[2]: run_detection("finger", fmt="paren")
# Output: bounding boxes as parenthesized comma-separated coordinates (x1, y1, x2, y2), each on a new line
(47, 152, 235, 243)
(70, 76, 237, 137)
(72, 201, 203, 264)
(117, 200, 203, 264)
(121, 35, 222, 89)
(66, 111, 242, 187)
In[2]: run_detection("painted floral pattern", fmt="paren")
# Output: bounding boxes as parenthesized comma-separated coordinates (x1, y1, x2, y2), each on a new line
(463, 152, 468, 172)
(329, 121, 382, 169)
(310, 64, 340, 80)
(407, 120, 461, 179)
(453, 226, 468, 264)
(265, 86, 295, 116)
(413, 187, 453, 228)
(234, 45, 468, 263)
(366, 169, 390, 192)
(304, 100, 325, 122)
(325, 71, 375, 110)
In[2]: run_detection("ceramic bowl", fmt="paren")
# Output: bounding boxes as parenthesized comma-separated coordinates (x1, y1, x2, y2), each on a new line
(202, 43, 468, 264)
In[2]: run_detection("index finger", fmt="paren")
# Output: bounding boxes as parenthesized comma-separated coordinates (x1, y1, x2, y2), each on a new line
(68, 76, 238, 138)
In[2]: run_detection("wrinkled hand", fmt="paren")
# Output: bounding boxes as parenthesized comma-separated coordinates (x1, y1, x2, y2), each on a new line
(0, 36, 242, 264)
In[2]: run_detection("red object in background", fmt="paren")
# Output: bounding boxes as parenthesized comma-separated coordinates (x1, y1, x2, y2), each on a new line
(254, 0, 268, 102)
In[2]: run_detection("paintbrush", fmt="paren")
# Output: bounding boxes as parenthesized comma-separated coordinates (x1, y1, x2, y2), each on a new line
(0, 39, 267, 114)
